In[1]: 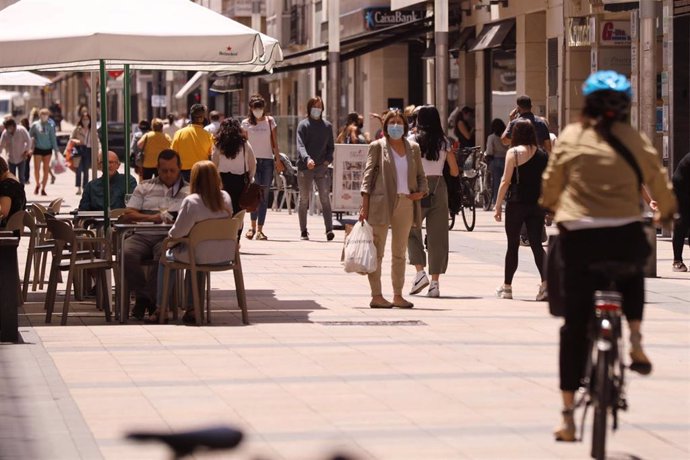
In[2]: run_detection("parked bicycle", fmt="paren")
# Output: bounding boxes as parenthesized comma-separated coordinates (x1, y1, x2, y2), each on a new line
(448, 146, 481, 231)
(572, 261, 638, 460)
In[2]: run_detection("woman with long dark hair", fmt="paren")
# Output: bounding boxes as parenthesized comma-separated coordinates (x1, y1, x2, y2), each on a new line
(212, 118, 256, 216)
(493, 119, 548, 301)
(407, 105, 459, 297)
(241, 94, 283, 240)
(70, 112, 97, 194)
(485, 118, 508, 209)
(541, 71, 676, 441)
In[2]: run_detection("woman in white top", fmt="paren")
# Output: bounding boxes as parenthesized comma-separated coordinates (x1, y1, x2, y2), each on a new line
(212, 118, 256, 215)
(407, 106, 459, 298)
(151, 160, 234, 323)
(240, 94, 284, 241)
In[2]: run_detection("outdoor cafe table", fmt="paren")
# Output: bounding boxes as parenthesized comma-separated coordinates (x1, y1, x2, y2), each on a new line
(113, 222, 172, 323)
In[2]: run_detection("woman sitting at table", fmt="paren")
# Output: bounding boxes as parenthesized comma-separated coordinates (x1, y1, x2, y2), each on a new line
(0, 156, 26, 227)
(149, 160, 234, 323)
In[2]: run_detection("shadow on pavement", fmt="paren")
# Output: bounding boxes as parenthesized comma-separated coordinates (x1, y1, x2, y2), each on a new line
(19, 289, 324, 327)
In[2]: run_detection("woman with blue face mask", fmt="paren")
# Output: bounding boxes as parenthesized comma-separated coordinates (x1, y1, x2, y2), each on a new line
(359, 110, 429, 309)
(295, 96, 335, 241)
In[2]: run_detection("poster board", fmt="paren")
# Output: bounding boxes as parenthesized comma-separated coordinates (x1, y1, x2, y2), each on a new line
(332, 143, 369, 212)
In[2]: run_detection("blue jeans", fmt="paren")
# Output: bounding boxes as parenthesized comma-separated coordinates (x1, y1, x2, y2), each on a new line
(251, 158, 274, 226)
(75, 147, 91, 187)
(8, 160, 26, 185)
(491, 157, 505, 206)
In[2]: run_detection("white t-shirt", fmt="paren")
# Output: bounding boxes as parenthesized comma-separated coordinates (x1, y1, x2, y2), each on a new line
(214, 142, 256, 176)
(392, 148, 409, 194)
(241, 117, 276, 159)
(421, 149, 448, 176)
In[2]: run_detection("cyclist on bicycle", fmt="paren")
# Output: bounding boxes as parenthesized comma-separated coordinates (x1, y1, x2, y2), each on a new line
(540, 70, 677, 441)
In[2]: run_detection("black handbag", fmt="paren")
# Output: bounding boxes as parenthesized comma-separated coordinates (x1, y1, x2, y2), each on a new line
(238, 147, 263, 212)
(505, 152, 520, 202)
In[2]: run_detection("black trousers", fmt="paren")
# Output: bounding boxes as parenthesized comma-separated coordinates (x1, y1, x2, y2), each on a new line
(220, 172, 245, 215)
(672, 205, 690, 262)
(503, 201, 545, 285)
(558, 222, 648, 391)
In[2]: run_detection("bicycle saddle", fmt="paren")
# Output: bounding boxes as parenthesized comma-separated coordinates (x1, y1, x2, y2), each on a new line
(589, 260, 641, 281)
(126, 426, 243, 457)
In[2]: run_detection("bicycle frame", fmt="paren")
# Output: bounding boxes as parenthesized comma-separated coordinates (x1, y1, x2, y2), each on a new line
(574, 290, 628, 460)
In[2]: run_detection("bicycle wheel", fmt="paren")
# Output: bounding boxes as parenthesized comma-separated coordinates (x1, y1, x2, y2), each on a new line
(461, 202, 476, 231)
(481, 189, 492, 211)
(449, 211, 456, 230)
(591, 348, 611, 460)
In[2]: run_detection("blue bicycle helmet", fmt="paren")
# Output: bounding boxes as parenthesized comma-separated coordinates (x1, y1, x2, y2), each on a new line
(582, 70, 632, 98)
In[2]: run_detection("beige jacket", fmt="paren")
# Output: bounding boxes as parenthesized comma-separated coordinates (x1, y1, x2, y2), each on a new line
(540, 121, 676, 222)
(361, 138, 429, 228)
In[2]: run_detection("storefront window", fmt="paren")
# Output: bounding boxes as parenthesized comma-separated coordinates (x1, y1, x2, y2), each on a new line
(490, 49, 516, 125)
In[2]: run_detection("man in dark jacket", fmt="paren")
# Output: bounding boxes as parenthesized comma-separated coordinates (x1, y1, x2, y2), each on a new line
(672, 152, 690, 272)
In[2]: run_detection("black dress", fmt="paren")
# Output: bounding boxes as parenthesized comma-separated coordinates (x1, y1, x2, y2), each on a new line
(0, 177, 26, 227)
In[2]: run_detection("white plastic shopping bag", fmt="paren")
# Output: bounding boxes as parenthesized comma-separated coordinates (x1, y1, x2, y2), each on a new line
(51, 152, 67, 174)
(343, 220, 377, 275)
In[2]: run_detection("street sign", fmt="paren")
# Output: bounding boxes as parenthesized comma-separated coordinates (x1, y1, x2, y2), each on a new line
(151, 95, 166, 108)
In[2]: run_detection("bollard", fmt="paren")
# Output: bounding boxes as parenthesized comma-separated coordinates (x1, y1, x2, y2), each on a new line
(0, 234, 21, 343)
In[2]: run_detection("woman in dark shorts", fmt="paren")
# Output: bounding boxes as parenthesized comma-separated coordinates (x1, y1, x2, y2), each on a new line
(0, 157, 27, 227)
(29, 108, 59, 196)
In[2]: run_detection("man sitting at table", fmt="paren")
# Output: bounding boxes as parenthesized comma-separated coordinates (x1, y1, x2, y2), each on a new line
(121, 149, 189, 319)
(78, 151, 137, 211)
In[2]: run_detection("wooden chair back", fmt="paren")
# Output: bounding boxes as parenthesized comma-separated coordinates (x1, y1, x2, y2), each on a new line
(4, 210, 26, 233)
(48, 198, 63, 214)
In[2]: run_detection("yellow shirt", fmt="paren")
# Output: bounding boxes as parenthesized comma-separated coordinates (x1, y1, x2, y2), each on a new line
(171, 124, 214, 170)
(140, 131, 171, 168)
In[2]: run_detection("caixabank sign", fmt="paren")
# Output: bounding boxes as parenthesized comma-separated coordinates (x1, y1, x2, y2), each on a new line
(363, 7, 423, 31)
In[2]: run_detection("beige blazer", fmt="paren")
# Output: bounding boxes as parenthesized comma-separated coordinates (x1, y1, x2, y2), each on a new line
(361, 137, 429, 228)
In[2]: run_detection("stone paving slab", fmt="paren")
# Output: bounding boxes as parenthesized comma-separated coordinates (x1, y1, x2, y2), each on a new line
(1, 168, 689, 459)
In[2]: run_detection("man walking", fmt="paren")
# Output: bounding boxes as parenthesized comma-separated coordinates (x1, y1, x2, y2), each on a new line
(501, 95, 552, 154)
(296, 96, 335, 241)
(672, 152, 690, 272)
(0, 118, 31, 185)
(171, 104, 214, 181)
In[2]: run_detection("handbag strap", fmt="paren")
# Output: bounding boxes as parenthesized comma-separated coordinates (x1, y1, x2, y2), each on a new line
(512, 149, 520, 184)
(605, 132, 643, 189)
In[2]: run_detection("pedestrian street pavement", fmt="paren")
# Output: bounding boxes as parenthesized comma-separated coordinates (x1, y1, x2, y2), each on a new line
(1, 167, 688, 459)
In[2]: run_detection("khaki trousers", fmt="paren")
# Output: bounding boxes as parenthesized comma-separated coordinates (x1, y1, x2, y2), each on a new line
(369, 196, 414, 296)
(408, 177, 449, 275)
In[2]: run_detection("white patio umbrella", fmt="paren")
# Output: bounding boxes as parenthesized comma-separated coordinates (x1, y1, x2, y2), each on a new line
(0, 71, 51, 87)
(0, 0, 283, 224)
(0, 0, 281, 72)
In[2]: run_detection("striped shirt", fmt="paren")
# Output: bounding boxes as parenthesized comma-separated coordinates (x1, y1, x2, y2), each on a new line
(127, 176, 189, 212)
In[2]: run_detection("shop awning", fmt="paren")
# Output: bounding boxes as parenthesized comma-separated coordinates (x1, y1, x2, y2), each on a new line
(267, 14, 433, 75)
(468, 20, 515, 52)
(175, 71, 206, 100)
(599, 0, 639, 12)
(450, 26, 476, 52)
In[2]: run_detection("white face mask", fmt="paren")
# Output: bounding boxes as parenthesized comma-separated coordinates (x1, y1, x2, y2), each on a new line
(252, 109, 264, 119)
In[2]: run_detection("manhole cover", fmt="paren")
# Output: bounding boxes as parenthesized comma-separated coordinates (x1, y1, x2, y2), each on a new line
(316, 320, 427, 326)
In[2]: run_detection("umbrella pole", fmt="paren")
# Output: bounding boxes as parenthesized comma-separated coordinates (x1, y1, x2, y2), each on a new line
(99, 60, 110, 228)
(124, 65, 131, 194)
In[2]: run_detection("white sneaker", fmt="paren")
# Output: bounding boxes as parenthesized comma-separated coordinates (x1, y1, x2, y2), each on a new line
(536, 282, 548, 301)
(496, 284, 513, 299)
(409, 271, 429, 295)
(427, 281, 440, 297)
